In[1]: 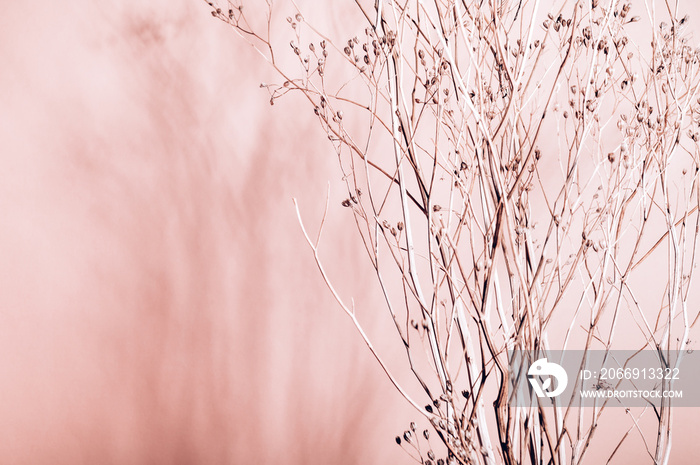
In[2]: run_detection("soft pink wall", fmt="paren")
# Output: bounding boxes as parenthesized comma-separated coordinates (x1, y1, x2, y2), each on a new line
(0, 0, 698, 464)
(0, 1, 415, 463)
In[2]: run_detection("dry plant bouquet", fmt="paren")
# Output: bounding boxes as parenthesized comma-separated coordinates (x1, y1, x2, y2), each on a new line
(205, 0, 700, 463)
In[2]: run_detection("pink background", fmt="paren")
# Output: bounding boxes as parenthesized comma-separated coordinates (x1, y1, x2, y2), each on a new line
(0, 1, 698, 463)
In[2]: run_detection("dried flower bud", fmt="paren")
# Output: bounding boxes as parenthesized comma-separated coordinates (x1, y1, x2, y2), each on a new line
(395, 436, 401, 445)
(341, 199, 352, 207)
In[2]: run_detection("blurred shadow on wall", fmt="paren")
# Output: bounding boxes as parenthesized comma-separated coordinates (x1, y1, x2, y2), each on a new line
(0, 1, 413, 464)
